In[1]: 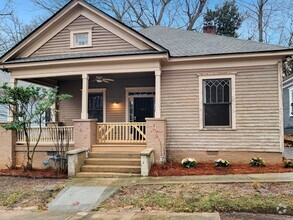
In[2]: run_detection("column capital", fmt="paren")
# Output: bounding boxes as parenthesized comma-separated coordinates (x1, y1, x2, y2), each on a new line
(82, 73, 89, 79)
(155, 69, 161, 76)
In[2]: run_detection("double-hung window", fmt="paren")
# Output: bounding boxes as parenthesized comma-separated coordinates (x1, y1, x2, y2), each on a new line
(203, 78, 231, 126)
(200, 75, 236, 129)
(74, 32, 89, 46)
(70, 29, 92, 48)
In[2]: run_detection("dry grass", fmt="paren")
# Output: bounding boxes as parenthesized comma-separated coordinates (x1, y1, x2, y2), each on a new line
(100, 183, 293, 215)
(0, 177, 66, 210)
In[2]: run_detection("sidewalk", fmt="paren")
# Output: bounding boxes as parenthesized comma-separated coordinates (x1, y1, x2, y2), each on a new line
(0, 210, 221, 220)
(2, 210, 292, 220)
(69, 172, 293, 187)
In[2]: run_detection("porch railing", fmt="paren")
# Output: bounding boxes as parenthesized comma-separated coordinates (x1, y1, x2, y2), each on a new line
(97, 122, 146, 144)
(17, 126, 74, 143)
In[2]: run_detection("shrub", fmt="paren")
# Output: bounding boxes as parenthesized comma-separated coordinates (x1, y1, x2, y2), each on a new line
(181, 158, 197, 168)
(250, 157, 266, 167)
(215, 158, 230, 167)
(283, 160, 293, 168)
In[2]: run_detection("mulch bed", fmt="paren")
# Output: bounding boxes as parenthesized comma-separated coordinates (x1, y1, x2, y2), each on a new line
(0, 168, 67, 179)
(149, 162, 293, 177)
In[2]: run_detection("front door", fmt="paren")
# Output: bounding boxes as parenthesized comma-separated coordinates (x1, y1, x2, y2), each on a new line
(134, 97, 154, 122)
(88, 93, 103, 122)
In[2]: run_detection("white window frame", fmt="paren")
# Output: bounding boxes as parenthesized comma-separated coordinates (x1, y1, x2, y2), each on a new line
(125, 87, 155, 122)
(289, 87, 293, 117)
(70, 29, 92, 48)
(199, 74, 236, 130)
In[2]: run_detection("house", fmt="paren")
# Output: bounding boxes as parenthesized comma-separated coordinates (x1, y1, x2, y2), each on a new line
(0, 71, 10, 122)
(0, 0, 292, 176)
(283, 74, 293, 134)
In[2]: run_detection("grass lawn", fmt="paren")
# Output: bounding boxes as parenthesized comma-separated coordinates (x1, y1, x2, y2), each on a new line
(0, 177, 66, 210)
(100, 182, 293, 215)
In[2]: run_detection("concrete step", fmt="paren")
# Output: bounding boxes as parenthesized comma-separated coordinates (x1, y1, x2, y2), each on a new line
(85, 158, 141, 166)
(92, 144, 146, 152)
(76, 172, 141, 178)
(88, 151, 141, 159)
(81, 165, 141, 174)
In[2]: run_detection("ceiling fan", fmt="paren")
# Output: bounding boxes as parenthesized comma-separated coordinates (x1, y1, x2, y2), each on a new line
(92, 76, 114, 84)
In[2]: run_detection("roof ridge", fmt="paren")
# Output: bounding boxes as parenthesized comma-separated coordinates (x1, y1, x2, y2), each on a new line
(140, 25, 287, 49)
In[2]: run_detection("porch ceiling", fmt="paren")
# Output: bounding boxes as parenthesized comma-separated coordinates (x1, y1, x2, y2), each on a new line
(21, 72, 155, 87)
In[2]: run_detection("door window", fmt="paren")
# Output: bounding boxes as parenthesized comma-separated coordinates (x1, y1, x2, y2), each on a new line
(88, 93, 103, 122)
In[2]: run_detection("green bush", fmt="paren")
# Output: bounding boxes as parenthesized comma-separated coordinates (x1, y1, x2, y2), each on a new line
(250, 157, 266, 167)
(283, 160, 293, 168)
(181, 158, 197, 168)
(215, 159, 230, 167)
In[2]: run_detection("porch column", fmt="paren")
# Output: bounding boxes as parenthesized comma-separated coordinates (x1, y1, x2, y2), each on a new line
(7, 77, 18, 122)
(81, 74, 89, 120)
(155, 69, 161, 118)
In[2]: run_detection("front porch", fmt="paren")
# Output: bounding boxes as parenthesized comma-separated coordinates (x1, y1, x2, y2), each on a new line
(13, 71, 166, 177)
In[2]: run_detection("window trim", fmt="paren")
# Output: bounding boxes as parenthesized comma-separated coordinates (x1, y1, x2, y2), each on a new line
(70, 29, 92, 48)
(289, 87, 293, 117)
(125, 87, 155, 122)
(199, 74, 236, 130)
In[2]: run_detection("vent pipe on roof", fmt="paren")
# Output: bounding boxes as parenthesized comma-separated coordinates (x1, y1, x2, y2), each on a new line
(203, 22, 217, 35)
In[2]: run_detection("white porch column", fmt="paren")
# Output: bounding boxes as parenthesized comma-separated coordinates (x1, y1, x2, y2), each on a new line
(81, 74, 89, 120)
(7, 77, 18, 122)
(155, 69, 161, 118)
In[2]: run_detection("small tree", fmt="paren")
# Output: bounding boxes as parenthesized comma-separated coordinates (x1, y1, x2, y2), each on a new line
(0, 83, 71, 171)
(44, 122, 71, 174)
(204, 0, 243, 37)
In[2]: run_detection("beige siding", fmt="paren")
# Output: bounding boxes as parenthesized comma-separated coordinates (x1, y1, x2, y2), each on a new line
(161, 65, 281, 152)
(31, 16, 140, 57)
(58, 80, 82, 126)
(58, 74, 155, 125)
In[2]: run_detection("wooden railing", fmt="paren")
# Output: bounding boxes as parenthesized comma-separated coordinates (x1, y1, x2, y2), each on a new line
(17, 126, 74, 143)
(97, 122, 146, 144)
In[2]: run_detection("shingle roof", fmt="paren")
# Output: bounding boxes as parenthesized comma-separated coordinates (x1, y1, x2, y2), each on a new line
(139, 26, 290, 57)
(4, 50, 162, 64)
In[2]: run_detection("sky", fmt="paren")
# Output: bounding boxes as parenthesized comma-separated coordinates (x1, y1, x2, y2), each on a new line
(1, 0, 221, 24)
(1, 0, 39, 23)
(0, 0, 291, 47)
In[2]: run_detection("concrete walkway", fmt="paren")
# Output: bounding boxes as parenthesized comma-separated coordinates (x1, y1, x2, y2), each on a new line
(284, 147, 293, 159)
(69, 172, 293, 187)
(48, 186, 117, 212)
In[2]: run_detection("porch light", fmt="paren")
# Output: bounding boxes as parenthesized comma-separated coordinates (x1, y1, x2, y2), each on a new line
(113, 101, 119, 105)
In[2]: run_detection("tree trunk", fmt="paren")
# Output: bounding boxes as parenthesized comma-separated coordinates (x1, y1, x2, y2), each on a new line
(26, 159, 33, 171)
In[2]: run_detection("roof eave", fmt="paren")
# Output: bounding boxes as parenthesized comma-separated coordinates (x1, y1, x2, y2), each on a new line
(168, 49, 293, 62)
(1, 52, 169, 69)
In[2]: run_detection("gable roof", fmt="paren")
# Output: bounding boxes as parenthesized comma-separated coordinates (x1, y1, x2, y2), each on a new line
(139, 26, 292, 57)
(1, 0, 292, 65)
(0, 0, 166, 63)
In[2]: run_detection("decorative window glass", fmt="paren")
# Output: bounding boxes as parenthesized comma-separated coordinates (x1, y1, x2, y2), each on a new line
(74, 32, 89, 46)
(203, 78, 231, 126)
(88, 93, 104, 122)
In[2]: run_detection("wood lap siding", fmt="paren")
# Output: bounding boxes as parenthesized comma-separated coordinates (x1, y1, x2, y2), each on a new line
(58, 80, 82, 126)
(31, 16, 139, 57)
(161, 65, 281, 152)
